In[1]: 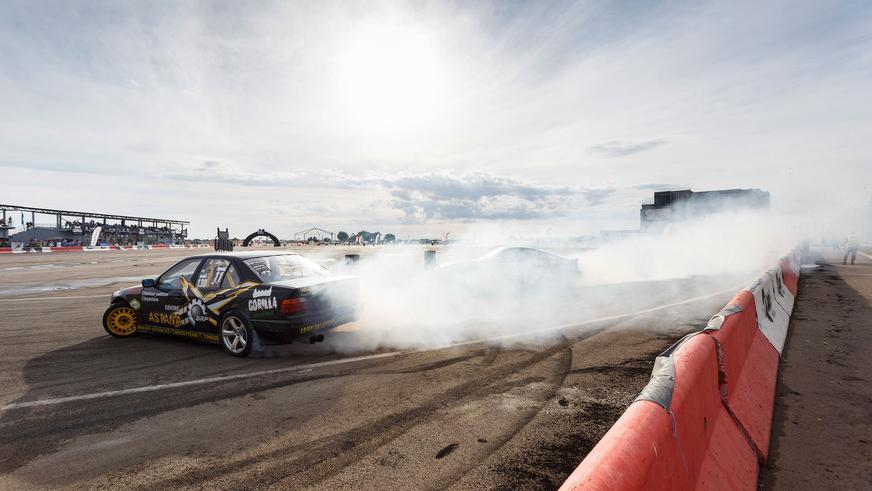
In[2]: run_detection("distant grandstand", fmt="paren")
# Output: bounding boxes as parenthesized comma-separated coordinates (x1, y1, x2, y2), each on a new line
(0, 204, 188, 247)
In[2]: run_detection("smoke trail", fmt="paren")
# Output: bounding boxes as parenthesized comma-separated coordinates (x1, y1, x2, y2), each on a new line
(314, 208, 809, 354)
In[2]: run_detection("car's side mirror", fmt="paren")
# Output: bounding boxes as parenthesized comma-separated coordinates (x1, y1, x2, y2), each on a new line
(142, 278, 156, 288)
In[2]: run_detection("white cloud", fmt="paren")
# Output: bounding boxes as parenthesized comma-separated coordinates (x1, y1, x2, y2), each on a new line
(1, 1, 871, 236)
(589, 140, 666, 158)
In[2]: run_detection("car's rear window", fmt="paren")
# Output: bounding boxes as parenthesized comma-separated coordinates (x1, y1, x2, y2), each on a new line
(244, 255, 329, 282)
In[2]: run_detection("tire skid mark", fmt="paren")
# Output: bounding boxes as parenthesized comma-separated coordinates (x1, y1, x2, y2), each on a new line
(2, 352, 406, 411)
(19, 351, 222, 394)
(425, 339, 574, 490)
(2, 353, 406, 438)
(365, 351, 484, 375)
(3, 283, 737, 412)
(289, 346, 576, 489)
(0, 280, 738, 486)
(145, 343, 574, 489)
(485, 345, 668, 489)
(480, 347, 500, 366)
(568, 362, 652, 376)
(0, 357, 406, 474)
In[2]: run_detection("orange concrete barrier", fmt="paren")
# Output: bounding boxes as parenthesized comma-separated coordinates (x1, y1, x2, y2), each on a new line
(559, 401, 682, 490)
(779, 256, 799, 296)
(704, 291, 780, 463)
(560, 334, 758, 490)
(561, 252, 803, 489)
(661, 335, 758, 488)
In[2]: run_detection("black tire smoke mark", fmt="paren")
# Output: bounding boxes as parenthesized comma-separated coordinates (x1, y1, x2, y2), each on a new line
(567, 349, 662, 377)
(145, 341, 576, 490)
(568, 364, 651, 376)
(21, 349, 222, 393)
(426, 339, 575, 491)
(0, 355, 404, 474)
(436, 443, 460, 459)
(366, 352, 483, 375)
(489, 400, 627, 489)
(480, 347, 500, 365)
(485, 343, 678, 489)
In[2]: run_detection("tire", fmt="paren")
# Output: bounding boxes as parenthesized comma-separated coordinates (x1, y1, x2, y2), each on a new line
(102, 303, 139, 337)
(220, 312, 253, 357)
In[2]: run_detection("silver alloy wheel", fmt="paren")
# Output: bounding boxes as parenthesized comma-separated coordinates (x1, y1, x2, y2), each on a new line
(221, 316, 247, 354)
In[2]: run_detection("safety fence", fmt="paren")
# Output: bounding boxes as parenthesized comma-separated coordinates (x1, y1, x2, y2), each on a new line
(0, 244, 212, 254)
(559, 250, 801, 490)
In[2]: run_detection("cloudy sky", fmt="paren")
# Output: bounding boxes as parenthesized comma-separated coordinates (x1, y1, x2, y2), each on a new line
(2, 1, 871, 238)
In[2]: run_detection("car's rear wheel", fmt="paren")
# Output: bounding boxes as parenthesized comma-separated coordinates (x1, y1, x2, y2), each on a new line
(103, 303, 138, 337)
(220, 313, 253, 357)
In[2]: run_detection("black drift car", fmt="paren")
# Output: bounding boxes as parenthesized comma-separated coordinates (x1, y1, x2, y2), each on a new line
(102, 251, 359, 356)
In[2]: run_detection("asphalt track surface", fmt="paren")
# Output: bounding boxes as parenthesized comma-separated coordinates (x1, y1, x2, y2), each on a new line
(762, 251, 872, 489)
(0, 247, 745, 489)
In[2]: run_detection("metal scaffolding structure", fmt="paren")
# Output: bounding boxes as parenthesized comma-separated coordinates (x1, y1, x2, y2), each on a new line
(293, 227, 334, 241)
(0, 204, 189, 244)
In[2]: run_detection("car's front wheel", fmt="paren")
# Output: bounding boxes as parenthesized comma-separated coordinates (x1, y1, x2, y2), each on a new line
(103, 303, 138, 337)
(220, 313, 253, 357)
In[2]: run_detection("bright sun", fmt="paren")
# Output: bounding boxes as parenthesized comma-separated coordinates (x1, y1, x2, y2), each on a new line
(335, 22, 445, 135)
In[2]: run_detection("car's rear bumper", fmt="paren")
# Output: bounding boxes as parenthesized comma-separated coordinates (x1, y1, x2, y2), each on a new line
(250, 308, 357, 344)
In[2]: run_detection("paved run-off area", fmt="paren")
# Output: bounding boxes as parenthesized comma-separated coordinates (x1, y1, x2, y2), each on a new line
(762, 251, 872, 489)
(0, 247, 747, 489)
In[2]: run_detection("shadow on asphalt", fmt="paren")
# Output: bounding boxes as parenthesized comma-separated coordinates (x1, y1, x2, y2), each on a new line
(0, 330, 369, 474)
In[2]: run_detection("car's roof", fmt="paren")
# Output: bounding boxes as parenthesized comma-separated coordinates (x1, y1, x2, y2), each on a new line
(188, 250, 302, 259)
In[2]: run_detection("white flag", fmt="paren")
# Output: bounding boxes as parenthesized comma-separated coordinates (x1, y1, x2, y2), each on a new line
(90, 226, 102, 247)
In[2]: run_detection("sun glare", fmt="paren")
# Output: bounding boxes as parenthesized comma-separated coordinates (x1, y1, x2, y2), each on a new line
(334, 22, 445, 135)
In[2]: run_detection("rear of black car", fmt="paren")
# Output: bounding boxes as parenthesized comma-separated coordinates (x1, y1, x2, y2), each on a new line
(240, 254, 359, 344)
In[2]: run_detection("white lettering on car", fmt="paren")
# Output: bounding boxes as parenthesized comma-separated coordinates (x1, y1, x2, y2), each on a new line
(142, 290, 170, 297)
(252, 287, 273, 298)
(248, 296, 278, 312)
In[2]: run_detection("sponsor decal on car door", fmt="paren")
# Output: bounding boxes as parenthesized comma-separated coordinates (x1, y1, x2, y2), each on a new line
(184, 258, 258, 334)
(139, 258, 201, 330)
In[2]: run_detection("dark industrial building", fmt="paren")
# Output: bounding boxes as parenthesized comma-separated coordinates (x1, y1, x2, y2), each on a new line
(640, 188, 770, 232)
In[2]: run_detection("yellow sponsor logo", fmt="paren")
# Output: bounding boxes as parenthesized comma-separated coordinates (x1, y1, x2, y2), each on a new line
(300, 319, 336, 335)
(139, 325, 219, 342)
(147, 312, 185, 328)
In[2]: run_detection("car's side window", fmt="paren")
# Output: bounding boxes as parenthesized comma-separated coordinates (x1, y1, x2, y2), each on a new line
(244, 257, 274, 282)
(157, 259, 202, 290)
(221, 264, 241, 289)
(196, 258, 232, 290)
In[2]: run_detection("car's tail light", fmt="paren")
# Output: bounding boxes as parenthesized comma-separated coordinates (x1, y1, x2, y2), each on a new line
(280, 297, 307, 315)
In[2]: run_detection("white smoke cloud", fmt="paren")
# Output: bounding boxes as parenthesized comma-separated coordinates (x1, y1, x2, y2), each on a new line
(306, 207, 816, 355)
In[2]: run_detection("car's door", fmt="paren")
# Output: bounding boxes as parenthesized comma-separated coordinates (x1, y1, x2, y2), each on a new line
(191, 257, 244, 333)
(140, 257, 203, 330)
